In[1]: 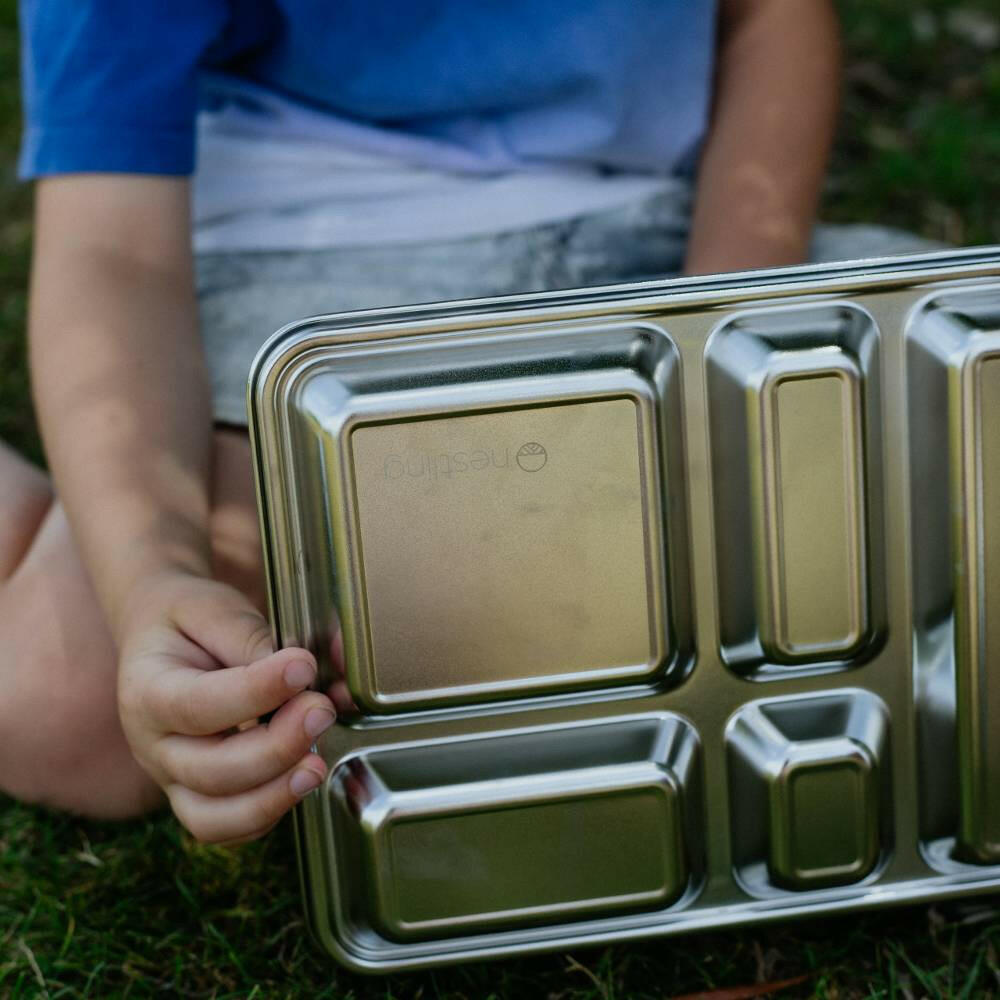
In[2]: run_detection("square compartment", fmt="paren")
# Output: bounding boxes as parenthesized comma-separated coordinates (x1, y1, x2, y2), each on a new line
(267, 322, 691, 712)
(726, 691, 891, 893)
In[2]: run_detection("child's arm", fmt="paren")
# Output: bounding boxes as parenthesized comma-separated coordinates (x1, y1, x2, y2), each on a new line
(29, 176, 331, 842)
(684, 0, 841, 275)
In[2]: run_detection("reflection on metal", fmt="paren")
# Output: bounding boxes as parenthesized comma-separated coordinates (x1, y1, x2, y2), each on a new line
(907, 287, 1000, 864)
(349, 397, 663, 709)
(247, 248, 1000, 972)
(257, 324, 687, 713)
(749, 355, 867, 661)
(705, 303, 880, 677)
(333, 717, 699, 941)
(727, 691, 888, 892)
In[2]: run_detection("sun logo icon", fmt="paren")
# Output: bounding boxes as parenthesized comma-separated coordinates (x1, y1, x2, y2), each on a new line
(516, 441, 548, 472)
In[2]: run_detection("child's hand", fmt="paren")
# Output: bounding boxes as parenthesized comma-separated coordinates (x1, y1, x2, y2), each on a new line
(116, 572, 335, 844)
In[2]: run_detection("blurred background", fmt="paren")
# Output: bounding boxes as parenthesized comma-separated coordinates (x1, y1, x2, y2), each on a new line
(1, 1, 999, 997)
(2, 1, 1000, 460)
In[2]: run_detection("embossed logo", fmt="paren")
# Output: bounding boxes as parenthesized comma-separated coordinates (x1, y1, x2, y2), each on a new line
(381, 441, 548, 480)
(516, 442, 548, 472)
(383, 448, 510, 480)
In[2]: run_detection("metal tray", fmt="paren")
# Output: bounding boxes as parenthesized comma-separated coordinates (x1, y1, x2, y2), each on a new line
(248, 246, 1000, 972)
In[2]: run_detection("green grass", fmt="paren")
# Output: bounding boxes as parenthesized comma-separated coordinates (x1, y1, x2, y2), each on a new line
(5, 800, 1000, 1000)
(2, 1, 1000, 997)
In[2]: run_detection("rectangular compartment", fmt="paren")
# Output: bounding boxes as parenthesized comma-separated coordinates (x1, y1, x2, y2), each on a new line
(748, 353, 867, 660)
(908, 286, 1000, 865)
(329, 716, 701, 942)
(706, 303, 885, 677)
(262, 322, 692, 713)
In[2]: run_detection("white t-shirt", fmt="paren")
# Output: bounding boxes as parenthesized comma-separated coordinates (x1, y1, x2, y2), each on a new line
(191, 83, 683, 253)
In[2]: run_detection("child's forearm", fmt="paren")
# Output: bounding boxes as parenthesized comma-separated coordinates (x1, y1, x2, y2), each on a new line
(29, 176, 215, 638)
(28, 177, 334, 844)
(684, 0, 841, 275)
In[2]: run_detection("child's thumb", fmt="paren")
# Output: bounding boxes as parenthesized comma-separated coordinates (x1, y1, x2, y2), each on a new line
(175, 580, 276, 668)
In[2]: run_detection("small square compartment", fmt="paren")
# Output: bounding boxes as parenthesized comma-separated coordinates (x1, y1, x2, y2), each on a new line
(705, 302, 886, 679)
(329, 715, 702, 943)
(726, 691, 891, 894)
(267, 322, 691, 712)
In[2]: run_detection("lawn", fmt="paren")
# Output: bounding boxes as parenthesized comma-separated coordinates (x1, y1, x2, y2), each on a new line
(2, 1, 1000, 997)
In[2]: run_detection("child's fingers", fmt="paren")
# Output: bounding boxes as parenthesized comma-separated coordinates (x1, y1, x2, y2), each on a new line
(145, 647, 317, 735)
(326, 678, 357, 716)
(326, 626, 359, 715)
(157, 691, 335, 795)
(167, 752, 327, 845)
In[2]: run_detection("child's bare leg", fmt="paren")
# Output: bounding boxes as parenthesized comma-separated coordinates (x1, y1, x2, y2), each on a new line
(0, 441, 52, 579)
(0, 428, 264, 819)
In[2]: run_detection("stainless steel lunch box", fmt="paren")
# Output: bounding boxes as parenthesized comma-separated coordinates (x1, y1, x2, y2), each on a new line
(248, 246, 1000, 972)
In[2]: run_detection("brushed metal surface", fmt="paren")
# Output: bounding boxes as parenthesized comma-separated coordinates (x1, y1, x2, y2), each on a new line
(908, 286, 1000, 864)
(259, 323, 687, 713)
(749, 353, 867, 661)
(727, 691, 887, 893)
(332, 717, 697, 941)
(349, 398, 662, 705)
(247, 248, 1000, 972)
(705, 302, 882, 678)
(956, 345, 1000, 862)
(772, 745, 879, 887)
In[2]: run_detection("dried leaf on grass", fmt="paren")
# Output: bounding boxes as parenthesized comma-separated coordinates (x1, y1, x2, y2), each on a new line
(668, 975, 809, 1000)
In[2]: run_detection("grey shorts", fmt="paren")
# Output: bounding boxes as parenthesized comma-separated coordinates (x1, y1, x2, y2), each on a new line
(196, 188, 945, 426)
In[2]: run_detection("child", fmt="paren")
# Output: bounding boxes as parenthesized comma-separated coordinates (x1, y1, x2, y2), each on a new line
(2, 0, 850, 843)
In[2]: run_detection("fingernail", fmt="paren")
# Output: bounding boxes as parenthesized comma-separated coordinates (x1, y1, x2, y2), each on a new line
(304, 707, 336, 740)
(284, 659, 315, 689)
(290, 768, 322, 798)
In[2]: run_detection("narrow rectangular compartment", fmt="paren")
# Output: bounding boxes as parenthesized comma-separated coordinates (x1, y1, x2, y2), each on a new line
(908, 285, 1000, 866)
(726, 690, 891, 894)
(706, 303, 885, 678)
(748, 353, 867, 660)
(329, 716, 702, 943)
(271, 322, 692, 712)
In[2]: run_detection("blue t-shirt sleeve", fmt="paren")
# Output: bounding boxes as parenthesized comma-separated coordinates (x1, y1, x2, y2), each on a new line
(18, 0, 230, 178)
